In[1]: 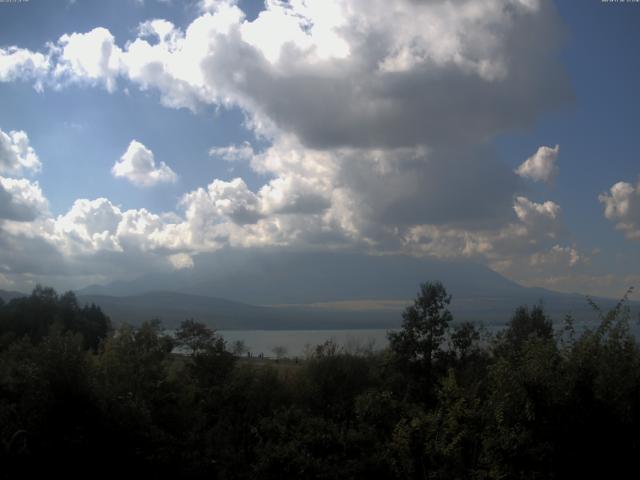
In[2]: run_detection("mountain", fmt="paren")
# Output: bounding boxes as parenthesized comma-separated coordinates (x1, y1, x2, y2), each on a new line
(77, 291, 402, 330)
(79, 250, 525, 302)
(77, 250, 639, 328)
(4, 252, 635, 330)
(0, 289, 26, 303)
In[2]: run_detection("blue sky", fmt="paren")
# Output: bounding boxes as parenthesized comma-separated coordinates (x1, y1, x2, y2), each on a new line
(497, 0, 640, 288)
(0, 0, 265, 214)
(0, 0, 638, 297)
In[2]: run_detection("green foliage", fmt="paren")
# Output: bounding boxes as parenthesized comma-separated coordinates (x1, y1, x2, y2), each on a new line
(387, 281, 457, 404)
(96, 320, 174, 404)
(0, 286, 111, 350)
(502, 304, 553, 351)
(296, 340, 378, 422)
(388, 281, 453, 368)
(175, 318, 221, 355)
(1, 283, 640, 478)
(231, 339, 248, 355)
(175, 319, 236, 392)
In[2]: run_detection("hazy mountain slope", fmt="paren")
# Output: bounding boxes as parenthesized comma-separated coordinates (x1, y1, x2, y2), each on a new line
(0, 289, 26, 303)
(76, 251, 638, 328)
(76, 289, 636, 331)
(78, 250, 524, 303)
(77, 291, 400, 329)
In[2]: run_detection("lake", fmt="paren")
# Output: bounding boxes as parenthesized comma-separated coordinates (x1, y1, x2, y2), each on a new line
(188, 319, 631, 358)
(218, 329, 395, 358)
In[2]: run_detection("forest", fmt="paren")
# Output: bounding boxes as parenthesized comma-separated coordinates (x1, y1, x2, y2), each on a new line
(1, 282, 639, 479)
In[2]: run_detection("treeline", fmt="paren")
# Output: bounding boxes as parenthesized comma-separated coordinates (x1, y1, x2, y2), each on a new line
(1, 283, 639, 478)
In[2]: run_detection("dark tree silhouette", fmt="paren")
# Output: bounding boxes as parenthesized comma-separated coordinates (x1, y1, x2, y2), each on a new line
(1, 283, 639, 478)
(0, 286, 110, 350)
(175, 318, 220, 356)
(504, 304, 553, 349)
(388, 281, 453, 402)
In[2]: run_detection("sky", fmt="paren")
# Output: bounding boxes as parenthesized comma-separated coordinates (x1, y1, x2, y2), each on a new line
(0, 0, 638, 298)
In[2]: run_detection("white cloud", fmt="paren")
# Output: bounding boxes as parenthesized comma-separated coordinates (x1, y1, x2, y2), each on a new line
(239, 0, 350, 64)
(0, 128, 41, 176)
(0, 46, 50, 89)
(259, 176, 330, 216)
(0, 0, 592, 293)
(513, 196, 560, 235)
(112, 140, 177, 187)
(599, 179, 640, 240)
(53, 198, 124, 253)
(53, 27, 123, 92)
(119, 4, 245, 110)
(2, 0, 568, 146)
(516, 144, 559, 183)
(0, 129, 191, 287)
(168, 253, 194, 270)
(43, 198, 186, 261)
(181, 177, 261, 227)
(530, 244, 582, 268)
(0, 177, 48, 222)
(209, 141, 255, 162)
(397, 193, 589, 288)
(137, 19, 182, 47)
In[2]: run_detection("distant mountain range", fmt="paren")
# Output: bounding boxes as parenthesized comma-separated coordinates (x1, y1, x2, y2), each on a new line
(0, 289, 27, 303)
(77, 250, 528, 304)
(75, 291, 398, 330)
(3, 251, 637, 330)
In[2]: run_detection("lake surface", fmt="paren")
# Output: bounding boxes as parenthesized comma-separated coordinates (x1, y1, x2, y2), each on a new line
(218, 329, 395, 358)
(193, 319, 635, 358)
(216, 324, 531, 358)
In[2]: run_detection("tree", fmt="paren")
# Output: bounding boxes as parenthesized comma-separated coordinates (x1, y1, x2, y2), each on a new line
(504, 304, 553, 350)
(231, 339, 248, 356)
(0, 286, 110, 350)
(272, 345, 288, 360)
(174, 320, 235, 391)
(389, 282, 452, 368)
(97, 320, 174, 402)
(388, 281, 453, 402)
(175, 319, 219, 356)
(449, 321, 481, 361)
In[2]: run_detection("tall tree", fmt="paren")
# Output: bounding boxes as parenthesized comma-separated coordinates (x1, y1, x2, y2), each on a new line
(175, 319, 219, 356)
(388, 281, 453, 402)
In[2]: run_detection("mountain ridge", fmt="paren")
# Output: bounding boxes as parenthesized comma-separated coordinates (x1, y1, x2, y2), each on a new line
(72, 251, 638, 329)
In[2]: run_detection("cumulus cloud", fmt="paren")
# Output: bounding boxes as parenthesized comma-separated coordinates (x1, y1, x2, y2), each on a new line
(32, 0, 564, 242)
(49, 197, 185, 256)
(209, 142, 255, 163)
(53, 198, 124, 253)
(181, 177, 262, 227)
(168, 253, 194, 270)
(516, 144, 559, 183)
(112, 140, 177, 187)
(205, 0, 565, 151)
(0, 1, 585, 291)
(0, 46, 50, 89)
(259, 176, 330, 216)
(529, 245, 582, 270)
(513, 196, 560, 235)
(53, 27, 124, 92)
(599, 179, 640, 240)
(0, 122, 189, 288)
(0, 128, 41, 176)
(1, 0, 570, 144)
(402, 195, 570, 264)
(0, 177, 48, 222)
